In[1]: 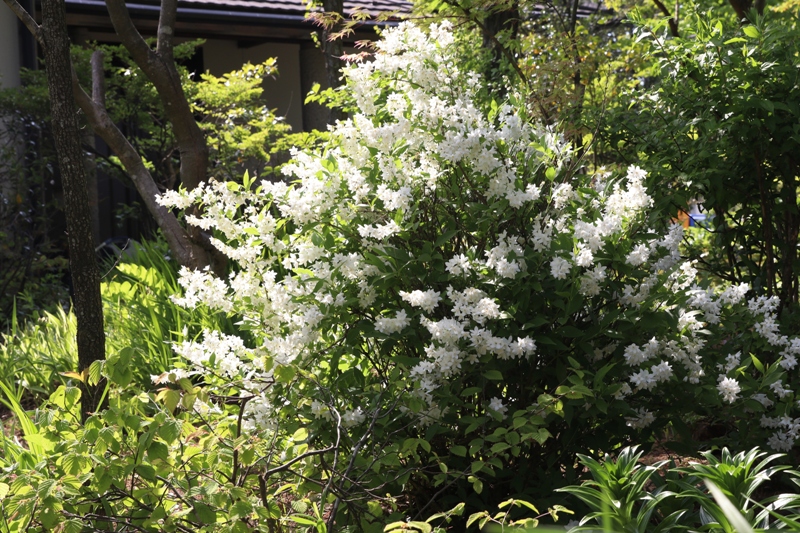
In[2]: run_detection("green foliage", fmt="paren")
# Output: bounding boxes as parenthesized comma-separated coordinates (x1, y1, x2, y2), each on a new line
(559, 447, 679, 533)
(0, 241, 292, 532)
(7, 7, 800, 533)
(73, 41, 294, 185)
(155, 21, 800, 525)
(0, 41, 299, 329)
(0, 306, 78, 404)
(191, 58, 293, 179)
(466, 499, 571, 531)
(597, 9, 800, 308)
(1, 380, 293, 532)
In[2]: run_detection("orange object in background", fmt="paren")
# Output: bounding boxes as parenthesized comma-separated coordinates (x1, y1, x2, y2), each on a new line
(675, 210, 691, 228)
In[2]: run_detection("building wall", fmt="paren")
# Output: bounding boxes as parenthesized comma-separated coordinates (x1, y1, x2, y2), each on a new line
(0, 7, 21, 205)
(0, 8, 20, 89)
(203, 39, 304, 133)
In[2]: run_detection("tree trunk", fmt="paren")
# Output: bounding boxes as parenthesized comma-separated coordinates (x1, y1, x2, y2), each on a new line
(40, 0, 105, 419)
(481, 0, 520, 92)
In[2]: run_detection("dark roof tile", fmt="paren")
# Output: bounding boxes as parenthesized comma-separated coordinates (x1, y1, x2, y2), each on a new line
(175, 0, 412, 17)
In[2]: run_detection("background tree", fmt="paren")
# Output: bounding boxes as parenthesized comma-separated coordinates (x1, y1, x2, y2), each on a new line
(3, 0, 224, 273)
(595, 10, 800, 313)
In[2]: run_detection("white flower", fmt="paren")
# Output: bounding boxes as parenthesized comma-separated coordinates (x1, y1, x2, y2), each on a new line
(768, 431, 794, 452)
(550, 257, 571, 279)
(552, 183, 574, 209)
(579, 265, 607, 297)
(488, 397, 508, 418)
(626, 244, 651, 267)
(751, 394, 773, 408)
(626, 408, 655, 429)
(723, 352, 741, 373)
(771, 381, 792, 398)
(717, 377, 741, 403)
(375, 309, 411, 335)
(572, 245, 594, 268)
(342, 407, 367, 427)
(445, 254, 471, 276)
(400, 289, 441, 313)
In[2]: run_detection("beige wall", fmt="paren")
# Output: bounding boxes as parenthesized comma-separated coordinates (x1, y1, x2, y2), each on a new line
(0, 7, 21, 204)
(0, 8, 20, 89)
(203, 39, 303, 133)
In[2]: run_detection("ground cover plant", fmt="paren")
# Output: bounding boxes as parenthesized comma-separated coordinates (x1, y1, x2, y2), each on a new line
(3, 8, 800, 533)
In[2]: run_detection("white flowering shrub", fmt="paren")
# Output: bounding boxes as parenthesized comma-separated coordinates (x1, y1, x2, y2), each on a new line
(157, 21, 800, 513)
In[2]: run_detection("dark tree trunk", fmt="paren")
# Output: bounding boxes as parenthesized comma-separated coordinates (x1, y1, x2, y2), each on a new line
(481, 1, 520, 91)
(728, 0, 766, 20)
(41, 0, 105, 419)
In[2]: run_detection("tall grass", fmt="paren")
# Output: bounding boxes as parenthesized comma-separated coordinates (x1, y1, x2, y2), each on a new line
(0, 237, 242, 408)
(0, 305, 77, 405)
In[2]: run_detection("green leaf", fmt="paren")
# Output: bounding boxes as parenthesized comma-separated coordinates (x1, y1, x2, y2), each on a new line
(232, 500, 253, 519)
(157, 419, 182, 444)
(451, 445, 467, 457)
(743, 25, 760, 39)
(147, 441, 170, 463)
(88, 360, 104, 386)
(135, 464, 156, 481)
(62, 519, 84, 533)
(275, 364, 297, 383)
(491, 442, 510, 453)
(193, 502, 217, 524)
(705, 480, 755, 533)
(62, 453, 88, 475)
(484, 370, 503, 381)
(466, 512, 488, 529)
(406, 522, 432, 533)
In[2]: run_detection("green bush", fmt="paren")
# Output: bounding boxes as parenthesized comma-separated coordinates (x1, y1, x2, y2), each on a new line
(598, 9, 800, 310)
(155, 20, 800, 521)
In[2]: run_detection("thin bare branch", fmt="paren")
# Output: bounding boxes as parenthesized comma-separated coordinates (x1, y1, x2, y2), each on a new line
(2, 0, 43, 44)
(156, 0, 178, 60)
(104, 0, 157, 67)
(91, 50, 105, 107)
(263, 446, 338, 478)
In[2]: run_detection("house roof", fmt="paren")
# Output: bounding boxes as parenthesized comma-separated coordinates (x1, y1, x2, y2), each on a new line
(62, 0, 412, 42)
(172, 0, 412, 18)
